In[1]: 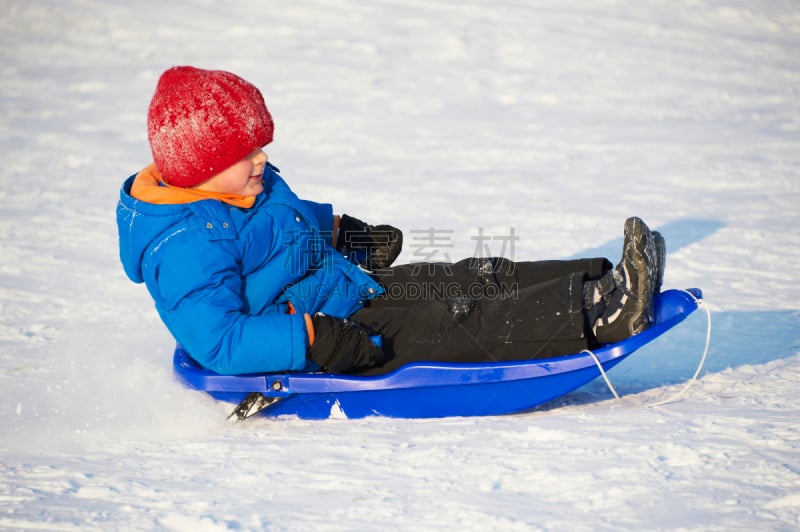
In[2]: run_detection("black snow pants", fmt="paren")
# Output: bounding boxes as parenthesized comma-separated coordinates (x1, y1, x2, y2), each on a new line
(351, 257, 612, 375)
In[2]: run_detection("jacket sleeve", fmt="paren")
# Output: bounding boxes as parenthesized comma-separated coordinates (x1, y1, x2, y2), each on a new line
(144, 233, 310, 376)
(300, 200, 334, 236)
(279, 250, 383, 318)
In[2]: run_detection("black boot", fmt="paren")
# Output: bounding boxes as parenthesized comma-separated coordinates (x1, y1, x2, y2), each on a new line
(588, 217, 657, 344)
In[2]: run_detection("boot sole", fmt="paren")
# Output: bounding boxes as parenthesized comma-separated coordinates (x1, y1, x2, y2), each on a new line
(652, 231, 666, 293)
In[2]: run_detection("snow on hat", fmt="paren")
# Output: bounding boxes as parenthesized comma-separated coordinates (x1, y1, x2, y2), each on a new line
(147, 66, 274, 188)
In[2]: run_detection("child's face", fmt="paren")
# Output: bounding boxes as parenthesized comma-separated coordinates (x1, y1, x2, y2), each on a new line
(193, 148, 268, 196)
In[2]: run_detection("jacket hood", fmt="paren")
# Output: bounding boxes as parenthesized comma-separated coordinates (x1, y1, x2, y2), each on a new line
(117, 174, 193, 283)
(116, 162, 303, 285)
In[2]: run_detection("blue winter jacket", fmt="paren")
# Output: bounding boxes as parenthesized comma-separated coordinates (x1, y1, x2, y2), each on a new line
(116, 162, 384, 375)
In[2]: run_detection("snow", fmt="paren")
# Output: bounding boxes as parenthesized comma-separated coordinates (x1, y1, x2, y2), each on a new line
(2, 0, 800, 529)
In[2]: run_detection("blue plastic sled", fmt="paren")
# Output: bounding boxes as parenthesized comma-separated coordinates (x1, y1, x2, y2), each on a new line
(174, 288, 703, 420)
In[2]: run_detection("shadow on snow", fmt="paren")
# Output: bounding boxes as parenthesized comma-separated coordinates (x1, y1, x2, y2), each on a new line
(546, 217, 800, 408)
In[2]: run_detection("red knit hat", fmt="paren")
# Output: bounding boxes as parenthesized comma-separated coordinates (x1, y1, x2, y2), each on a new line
(147, 66, 274, 188)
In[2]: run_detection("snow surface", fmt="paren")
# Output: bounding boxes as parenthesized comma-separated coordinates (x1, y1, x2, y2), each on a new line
(2, 0, 800, 529)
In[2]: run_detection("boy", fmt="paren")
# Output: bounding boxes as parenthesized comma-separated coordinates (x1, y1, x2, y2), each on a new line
(117, 66, 663, 376)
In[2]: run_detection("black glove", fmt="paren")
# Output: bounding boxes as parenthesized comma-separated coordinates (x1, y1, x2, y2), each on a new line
(307, 314, 388, 373)
(336, 214, 403, 270)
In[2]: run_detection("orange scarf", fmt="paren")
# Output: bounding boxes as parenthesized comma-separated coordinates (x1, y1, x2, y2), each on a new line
(130, 164, 257, 209)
